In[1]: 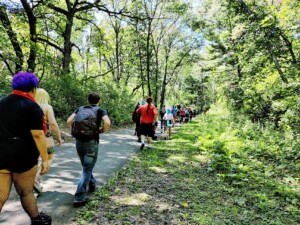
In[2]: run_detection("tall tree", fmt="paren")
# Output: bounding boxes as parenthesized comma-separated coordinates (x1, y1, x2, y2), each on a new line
(0, 4, 23, 73)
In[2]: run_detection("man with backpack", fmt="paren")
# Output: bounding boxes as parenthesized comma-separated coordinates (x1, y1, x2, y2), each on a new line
(67, 92, 110, 207)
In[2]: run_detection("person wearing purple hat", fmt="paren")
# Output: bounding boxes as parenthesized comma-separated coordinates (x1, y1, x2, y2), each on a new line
(0, 72, 51, 224)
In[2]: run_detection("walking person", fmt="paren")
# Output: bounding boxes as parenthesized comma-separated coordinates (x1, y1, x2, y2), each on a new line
(163, 107, 175, 140)
(159, 105, 166, 133)
(33, 88, 63, 194)
(67, 92, 110, 207)
(136, 96, 158, 150)
(0, 72, 51, 224)
(172, 106, 177, 123)
(132, 102, 141, 142)
(180, 107, 186, 123)
(188, 107, 193, 121)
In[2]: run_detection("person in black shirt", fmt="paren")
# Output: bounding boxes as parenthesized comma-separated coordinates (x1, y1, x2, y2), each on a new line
(67, 92, 111, 207)
(0, 72, 51, 224)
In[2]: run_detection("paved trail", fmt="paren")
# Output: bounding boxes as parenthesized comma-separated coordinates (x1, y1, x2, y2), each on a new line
(0, 127, 144, 225)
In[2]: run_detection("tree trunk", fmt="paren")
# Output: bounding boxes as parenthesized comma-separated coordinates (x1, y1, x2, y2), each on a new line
(136, 25, 145, 97)
(0, 5, 23, 72)
(21, 0, 37, 72)
(160, 53, 169, 109)
(146, 20, 152, 96)
(268, 45, 288, 83)
(154, 49, 159, 106)
(62, 13, 74, 73)
(278, 30, 299, 68)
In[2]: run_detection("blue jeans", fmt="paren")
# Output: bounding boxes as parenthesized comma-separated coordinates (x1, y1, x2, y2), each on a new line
(74, 139, 98, 201)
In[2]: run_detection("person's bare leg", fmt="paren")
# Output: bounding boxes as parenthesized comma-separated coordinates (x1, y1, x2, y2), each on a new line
(140, 134, 146, 150)
(0, 172, 13, 211)
(13, 165, 39, 219)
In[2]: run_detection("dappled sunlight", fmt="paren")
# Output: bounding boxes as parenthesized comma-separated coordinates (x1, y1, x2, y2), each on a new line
(280, 176, 300, 193)
(110, 193, 151, 206)
(193, 154, 209, 163)
(149, 166, 168, 173)
(171, 138, 190, 144)
(155, 202, 172, 212)
(167, 155, 187, 164)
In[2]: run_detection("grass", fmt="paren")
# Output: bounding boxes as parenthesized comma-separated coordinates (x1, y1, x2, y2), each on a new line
(75, 106, 300, 225)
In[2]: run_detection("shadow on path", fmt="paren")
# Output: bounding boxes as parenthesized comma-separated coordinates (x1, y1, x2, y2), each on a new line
(1, 127, 142, 225)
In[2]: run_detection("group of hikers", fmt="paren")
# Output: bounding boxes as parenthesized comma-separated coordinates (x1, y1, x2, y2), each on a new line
(0, 71, 198, 225)
(0, 72, 110, 225)
(132, 99, 197, 149)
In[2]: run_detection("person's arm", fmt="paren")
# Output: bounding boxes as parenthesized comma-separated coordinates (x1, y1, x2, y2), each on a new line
(136, 107, 141, 114)
(153, 107, 158, 123)
(31, 130, 48, 175)
(100, 115, 111, 133)
(67, 113, 76, 127)
(46, 105, 62, 145)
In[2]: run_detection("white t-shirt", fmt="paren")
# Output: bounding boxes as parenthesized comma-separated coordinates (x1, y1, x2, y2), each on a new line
(163, 113, 173, 121)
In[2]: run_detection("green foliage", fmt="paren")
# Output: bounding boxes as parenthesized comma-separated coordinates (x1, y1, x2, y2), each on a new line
(197, 105, 299, 202)
(0, 73, 11, 98)
(39, 73, 135, 126)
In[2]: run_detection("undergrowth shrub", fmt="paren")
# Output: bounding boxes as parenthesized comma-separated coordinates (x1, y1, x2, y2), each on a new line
(196, 104, 300, 205)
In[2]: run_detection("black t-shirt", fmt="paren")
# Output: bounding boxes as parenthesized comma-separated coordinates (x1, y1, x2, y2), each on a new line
(74, 105, 107, 141)
(0, 94, 44, 173)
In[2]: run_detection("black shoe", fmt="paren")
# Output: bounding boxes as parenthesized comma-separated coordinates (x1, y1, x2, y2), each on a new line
(31, 212, 51, 225)
(140, 143, 145, 150)
(88, 182, 96, 192)
(73, 197, 90, 208)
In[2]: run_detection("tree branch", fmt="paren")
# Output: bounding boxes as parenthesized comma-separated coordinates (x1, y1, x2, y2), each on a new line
(44, 3, 68, 15)
(36, 37, 64, 53)
(82, 66, 118, 81)
(130, 84, 143, 97)
(0, 52, 14, 76)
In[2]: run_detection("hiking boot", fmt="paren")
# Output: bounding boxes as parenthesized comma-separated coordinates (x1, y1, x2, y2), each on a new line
(73, 197, 90, 208)
(33, 181, 43, 194)
(88, 182, 96, 192)
(31, 212, 51, 225)
(140, 143, 145, 150)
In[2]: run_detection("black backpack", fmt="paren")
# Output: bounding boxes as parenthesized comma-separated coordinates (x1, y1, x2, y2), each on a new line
(71, 106, 99, 140)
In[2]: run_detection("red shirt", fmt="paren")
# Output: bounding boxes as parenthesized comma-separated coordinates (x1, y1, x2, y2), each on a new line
(136, 103, 158, 124)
